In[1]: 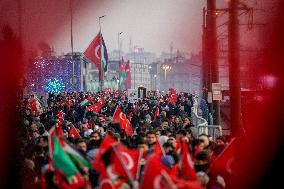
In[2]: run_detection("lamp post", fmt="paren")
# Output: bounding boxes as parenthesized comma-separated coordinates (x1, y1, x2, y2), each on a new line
(154, 74, 157, 90)
(162, 64, 172, 80)
(118, 32, 123, 61)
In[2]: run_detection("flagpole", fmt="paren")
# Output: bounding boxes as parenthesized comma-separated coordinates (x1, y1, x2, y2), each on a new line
(135, 149, 144, 181)
(99, 15, 106, 91)
(70, 0, 76, 86)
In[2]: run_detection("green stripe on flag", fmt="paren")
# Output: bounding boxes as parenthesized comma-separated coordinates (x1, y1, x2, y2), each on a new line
(64, 144, 91, 169)
(53, 136, 78, 183)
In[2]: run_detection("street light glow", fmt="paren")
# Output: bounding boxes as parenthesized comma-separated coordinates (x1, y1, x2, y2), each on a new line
(161, 64, 172, 80)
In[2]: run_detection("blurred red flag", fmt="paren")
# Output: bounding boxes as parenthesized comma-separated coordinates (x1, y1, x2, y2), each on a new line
(140, 156, 177, 189)
(154, 106, 159, 121)
(210, 138, 237, 176)
(85, 103, 102, 113)
(68, 126, 80, 139)
(180, 139, 197, 181)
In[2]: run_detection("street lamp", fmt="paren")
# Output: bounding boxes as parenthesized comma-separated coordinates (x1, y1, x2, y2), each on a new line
(162, 64, 172, 80)
(154, 74, 157, 90)
(118, 32, 123, 61)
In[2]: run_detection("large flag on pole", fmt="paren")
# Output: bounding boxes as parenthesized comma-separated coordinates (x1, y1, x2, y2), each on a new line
(83, 32, 108, 81)
(119, 57, 126, 88)
(124, 60, 131, 89)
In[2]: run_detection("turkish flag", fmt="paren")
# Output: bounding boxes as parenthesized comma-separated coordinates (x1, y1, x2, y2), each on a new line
(68, 126, 80, 139)
(140, 156, 177, 189)
(210, 138, 237, 176)
(114, 143, 139, 180)
(85, 103, 102, 113)
(93, 135, 117, 171)
(113, 107, 133, 136)
(83, 32, 101, 69)
(180, 139, 197, 181)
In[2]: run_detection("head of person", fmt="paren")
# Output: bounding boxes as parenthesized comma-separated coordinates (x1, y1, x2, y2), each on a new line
(137, 137, 148, 152)
(38, 136, 48, 148)
(163, 142, 175, 154)
(161, 120, 169, 129)
(167, 136, 177, 148)
(194, 150, 211, 173)
(198, 134, 210, 148)
(76, 139, 87, 152)
(146, 131, 157, 146)
(160, 155, 175, 169)
(89, 131, 101, 141)
(174, 116, 180, 124)
(183, 117, 191, 125)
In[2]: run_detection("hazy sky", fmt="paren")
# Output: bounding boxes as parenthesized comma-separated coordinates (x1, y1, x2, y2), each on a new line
(1, 0, 269, 57)
(1, 0, 208, 56)
(61, 0, 205, 55)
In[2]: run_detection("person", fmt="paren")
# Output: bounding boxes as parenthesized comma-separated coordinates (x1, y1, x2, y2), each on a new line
(146, 131, 157, 156)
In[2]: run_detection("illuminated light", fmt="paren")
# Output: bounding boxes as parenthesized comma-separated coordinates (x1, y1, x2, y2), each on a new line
(44, 78, 65, 93)
(215, 11, 219, 16)
(27, 57, 81, 93)
(263, 74, 277, 89)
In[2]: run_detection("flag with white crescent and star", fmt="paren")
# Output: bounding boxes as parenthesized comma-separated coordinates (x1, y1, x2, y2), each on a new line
(83, 31, 108, 81)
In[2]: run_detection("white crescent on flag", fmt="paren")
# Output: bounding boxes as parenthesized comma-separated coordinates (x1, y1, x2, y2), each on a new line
(100, 179, 115, 189)
(153, 175, 162, 189)
(121, 152, 134, 170)
(226, 157, 235, 174)
(95, 45, 101, 59)
(119, 112, 126, 120)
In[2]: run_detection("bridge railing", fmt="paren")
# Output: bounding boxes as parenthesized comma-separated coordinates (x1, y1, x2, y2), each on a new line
(196, 125, 223, 141)
(191, 95, 222, 140)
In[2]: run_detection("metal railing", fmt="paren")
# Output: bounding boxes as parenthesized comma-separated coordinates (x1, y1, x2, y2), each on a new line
(191, 95, 222, 140)
(196, 125, 223, 141)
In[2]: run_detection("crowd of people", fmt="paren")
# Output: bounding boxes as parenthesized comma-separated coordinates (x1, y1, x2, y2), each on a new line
(19, 90, 232, 189)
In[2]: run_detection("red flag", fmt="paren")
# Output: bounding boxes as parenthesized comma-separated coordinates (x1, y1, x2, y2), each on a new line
(140, 156, 177, 189)
(154, 106, 159, 121)
(170, 93, 178, 104)
(114, 143, 139, 180)
(93, 135, 117, 171)
(113, 107, 133, 136)
(154, 138, 165, 157)
(83, 32, 104, 81)
(175, 136, 182, 154)
(57, 111, 65, 123)
(210, 138, 237, 176)
(85, 103, 102, 113)
(68, 126, 81, 139)
(180, 139, 197, 181)
(124, 60, 132, 89)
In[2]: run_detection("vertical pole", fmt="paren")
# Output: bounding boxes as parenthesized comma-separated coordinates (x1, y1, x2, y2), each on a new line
(70, 0, 75, 86)
(207, 0, 220, 125)
(202, 7, 207, 91)
(98, 15, 106, 91)
(229, 0, 241, 136)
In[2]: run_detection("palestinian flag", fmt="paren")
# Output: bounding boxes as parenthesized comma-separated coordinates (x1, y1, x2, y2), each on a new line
(119, 57, 126, 88)
(80, 99, 92, 107)
(52, 136, 79, 183)
(61, 140, 91, 169)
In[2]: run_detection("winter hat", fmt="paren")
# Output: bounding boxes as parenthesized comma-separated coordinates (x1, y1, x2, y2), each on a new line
(160, 155, 175, 168)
